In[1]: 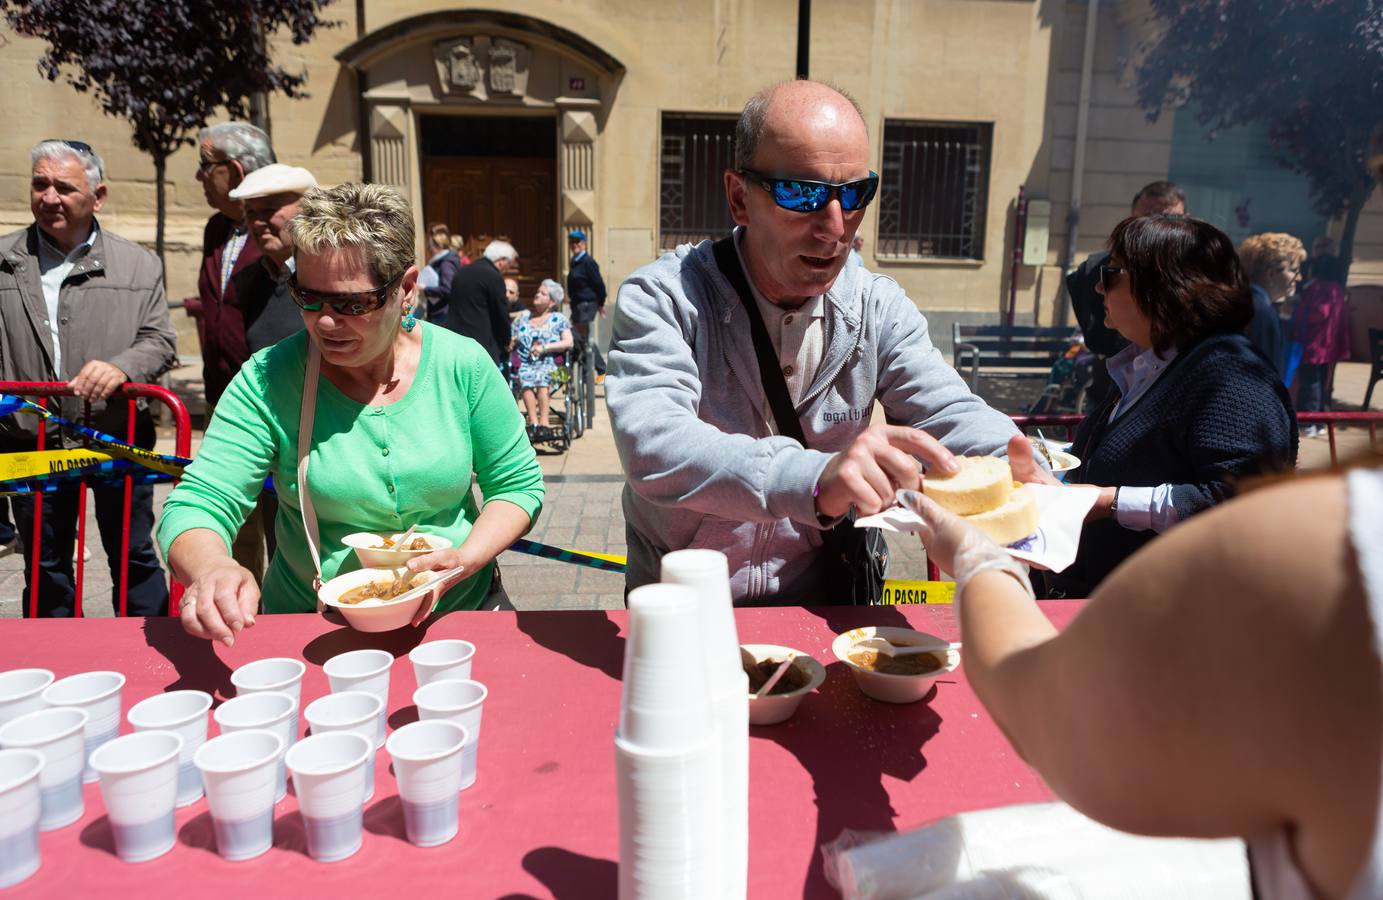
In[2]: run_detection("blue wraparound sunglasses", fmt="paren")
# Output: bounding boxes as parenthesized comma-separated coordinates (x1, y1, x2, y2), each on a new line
(739, 169, 880, 213)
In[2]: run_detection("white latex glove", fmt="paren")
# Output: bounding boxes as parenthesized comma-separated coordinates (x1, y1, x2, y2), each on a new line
(897, 489, 1035, 601)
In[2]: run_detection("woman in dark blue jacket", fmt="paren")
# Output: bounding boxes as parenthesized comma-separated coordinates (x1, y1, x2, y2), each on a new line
(1048, 215, 1297, 598)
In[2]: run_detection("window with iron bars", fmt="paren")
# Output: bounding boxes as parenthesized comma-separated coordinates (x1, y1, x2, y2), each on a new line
(660, 113, 738, 250)
(877, 121, 993, 261)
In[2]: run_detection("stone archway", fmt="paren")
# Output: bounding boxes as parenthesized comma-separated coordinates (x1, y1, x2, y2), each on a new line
(335, 11, 624, 273)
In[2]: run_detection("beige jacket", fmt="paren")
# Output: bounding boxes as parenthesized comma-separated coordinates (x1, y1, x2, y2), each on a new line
(0, 222, 178, 445)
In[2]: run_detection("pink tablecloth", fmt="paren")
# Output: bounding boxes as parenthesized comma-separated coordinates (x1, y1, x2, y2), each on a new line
(0, 602, 1081, 898)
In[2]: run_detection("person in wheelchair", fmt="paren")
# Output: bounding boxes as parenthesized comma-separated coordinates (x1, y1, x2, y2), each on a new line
(510, 278, 574, 442)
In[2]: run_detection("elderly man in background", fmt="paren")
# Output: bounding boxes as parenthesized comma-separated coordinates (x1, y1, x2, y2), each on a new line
(186, 121, 275, 411)
(212, 163, 318, 576)
(445, 239, 519, 366)
(0, 139, 177, 616)
(1065, 180, 1187, 410)
(566, 229, 607, 379)
(607, 81, 1035, 605)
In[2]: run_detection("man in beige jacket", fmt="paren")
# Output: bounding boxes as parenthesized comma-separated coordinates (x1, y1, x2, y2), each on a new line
(0, 139, 177, 617)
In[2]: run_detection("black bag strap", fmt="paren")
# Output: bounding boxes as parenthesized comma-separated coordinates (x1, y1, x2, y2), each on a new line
(711, 235, 808, 446)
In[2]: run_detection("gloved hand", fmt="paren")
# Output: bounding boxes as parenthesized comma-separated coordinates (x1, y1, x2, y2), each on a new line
(897, 489, 1035, 601)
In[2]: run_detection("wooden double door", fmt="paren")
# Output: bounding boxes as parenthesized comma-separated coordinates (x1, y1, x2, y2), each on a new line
(422, 155, 557, 303)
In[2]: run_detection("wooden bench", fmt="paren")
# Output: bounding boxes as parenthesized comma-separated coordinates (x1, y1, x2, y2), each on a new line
(951, 323, 1081, 393)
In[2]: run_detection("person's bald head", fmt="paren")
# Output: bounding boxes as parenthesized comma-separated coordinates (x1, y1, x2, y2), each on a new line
(734, 80, 869, 173)
(726, 81, 874, 307)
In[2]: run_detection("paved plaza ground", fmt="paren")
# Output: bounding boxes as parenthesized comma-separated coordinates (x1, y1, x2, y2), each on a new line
(2, 360, 1378, 619)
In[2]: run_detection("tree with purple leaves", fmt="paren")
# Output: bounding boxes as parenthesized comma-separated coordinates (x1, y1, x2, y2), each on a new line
(1136, 0, 1383, 279)
(0, 0, 337, 272)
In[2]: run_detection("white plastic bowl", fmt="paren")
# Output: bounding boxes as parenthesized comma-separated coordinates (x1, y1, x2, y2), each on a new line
(342, 532, 452, 569)
(741, 644, 825, 725)
(318, 567, 441, 632)
(831, 626, 960, 704)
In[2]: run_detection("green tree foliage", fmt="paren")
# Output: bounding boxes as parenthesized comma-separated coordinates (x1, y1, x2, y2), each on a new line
(0, 0, 338, 269)
(1136, 0, 1383, 274)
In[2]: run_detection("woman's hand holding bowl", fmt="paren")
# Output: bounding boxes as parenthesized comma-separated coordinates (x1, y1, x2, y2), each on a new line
(403, 546, 481, 626)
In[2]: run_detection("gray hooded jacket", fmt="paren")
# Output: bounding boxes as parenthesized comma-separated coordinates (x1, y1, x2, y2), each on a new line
(607, 232, 1022, 604)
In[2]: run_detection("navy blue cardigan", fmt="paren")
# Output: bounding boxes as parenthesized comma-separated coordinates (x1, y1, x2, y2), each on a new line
(1047, 332, 1297, 597)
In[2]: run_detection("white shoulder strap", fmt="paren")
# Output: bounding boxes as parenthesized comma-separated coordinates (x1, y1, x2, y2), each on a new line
(297, 342, 324, 593)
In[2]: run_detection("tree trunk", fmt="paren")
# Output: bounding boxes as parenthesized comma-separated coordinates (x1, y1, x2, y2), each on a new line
(154, 152, 167, 279)
(1337, 185, 1369, 284)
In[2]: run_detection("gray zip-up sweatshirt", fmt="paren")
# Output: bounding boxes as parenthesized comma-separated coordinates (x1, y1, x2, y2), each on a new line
(607, 234, 1023, 604)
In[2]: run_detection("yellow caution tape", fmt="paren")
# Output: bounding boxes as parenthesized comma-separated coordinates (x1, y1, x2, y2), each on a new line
(0, 449, 115, 481)
(879, 579, 956, 605)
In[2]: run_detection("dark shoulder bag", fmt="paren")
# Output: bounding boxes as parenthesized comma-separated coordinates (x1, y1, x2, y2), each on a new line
(710, 236, 888, 605)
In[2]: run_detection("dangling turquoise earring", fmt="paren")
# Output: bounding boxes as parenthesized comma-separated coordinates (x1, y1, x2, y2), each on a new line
(401, 308, 418, 333)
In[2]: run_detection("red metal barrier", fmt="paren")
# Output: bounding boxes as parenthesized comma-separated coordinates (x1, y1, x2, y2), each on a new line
(0, 382, 191, 618)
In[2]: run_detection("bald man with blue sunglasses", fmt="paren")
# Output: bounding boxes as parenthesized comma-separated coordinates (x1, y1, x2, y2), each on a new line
(607, 80, 1048, 606)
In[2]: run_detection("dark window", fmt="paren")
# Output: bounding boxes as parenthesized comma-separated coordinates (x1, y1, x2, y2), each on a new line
(878, 121, 993, 260)
(660, 114, 737, 249)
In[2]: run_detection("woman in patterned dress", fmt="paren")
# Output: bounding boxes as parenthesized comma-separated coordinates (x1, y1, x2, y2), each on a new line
(510, 278, 573, 440)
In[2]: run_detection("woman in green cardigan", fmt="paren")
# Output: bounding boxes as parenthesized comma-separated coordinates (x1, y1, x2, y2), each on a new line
(159, 183, 544, 647)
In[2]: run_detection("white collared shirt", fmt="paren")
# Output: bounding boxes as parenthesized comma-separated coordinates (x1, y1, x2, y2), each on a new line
(732, 231, 827, 406)
(37, 224, 98, 378)
(1105, 341, 1180, 533)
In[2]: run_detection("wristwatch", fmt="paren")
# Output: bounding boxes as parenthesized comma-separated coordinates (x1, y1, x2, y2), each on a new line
(1109, 486, 1120, 518)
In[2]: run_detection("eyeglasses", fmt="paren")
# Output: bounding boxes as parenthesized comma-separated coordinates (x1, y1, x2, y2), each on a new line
(288, 272, 404, 316)
(43, 139, 104, 179)
(197, 157, 233, 175)
(1099, 264, 1128, 292)
(738, 169, 880, 213)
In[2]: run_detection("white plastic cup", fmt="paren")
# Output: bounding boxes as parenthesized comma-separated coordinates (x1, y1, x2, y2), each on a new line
(195, 730, 285, 862)
(408, 640, 476, 688)
(285, 732, 372, 863)
(0, 749, 45, 888)
(89, 731, 182, 864)
(0, 707, 88, 830)
(214, 692, 296, 802)
(413, 679, 487, 790)
(41, 671, 125, 783)
(229, 658, 306, 740)
(303, 692, 383, 800)
(661, 549, 750, 900)
(127, 691, 212, 807)
(322, 650, 393, 748)
(0, 669, 54, 729)
(386, 720, 467, 848)
(619, 585, 715, 752)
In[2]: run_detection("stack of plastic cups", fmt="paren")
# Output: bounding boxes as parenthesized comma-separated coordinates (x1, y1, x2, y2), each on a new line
(413, 679, 487, 790)
(126, 691, 212, 807)
(0, 707, 88, 830)
(0, 749, 44, 888)
(0, 669, 54, 728)
(285, 732, 373, 863)
(230, 659, 306, 740)
(615, 583, 720, 899)
(303, 692, 385, 800)
(386, 720, 467, 847)
(89, 731, 182, 863)
(215, 692, 296, 802)
(195, 730, 285, 862)
(322, 650, 392, 748)
(660, 549, 749, 900)
(42, 671, 125, 783)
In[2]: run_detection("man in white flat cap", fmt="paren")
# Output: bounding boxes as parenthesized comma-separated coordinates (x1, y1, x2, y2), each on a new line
(221, 162, 317, 576)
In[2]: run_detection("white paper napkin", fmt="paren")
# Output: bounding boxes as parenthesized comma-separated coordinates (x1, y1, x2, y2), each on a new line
(855, 483, 1100, 573)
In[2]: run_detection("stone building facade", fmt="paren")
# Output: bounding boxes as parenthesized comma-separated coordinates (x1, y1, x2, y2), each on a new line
(0, 0, 1377, 357)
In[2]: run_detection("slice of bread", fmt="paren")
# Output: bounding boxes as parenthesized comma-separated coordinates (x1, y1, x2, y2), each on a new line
(965, 484, 1039, 544)
(923, 456, 1013, 516)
